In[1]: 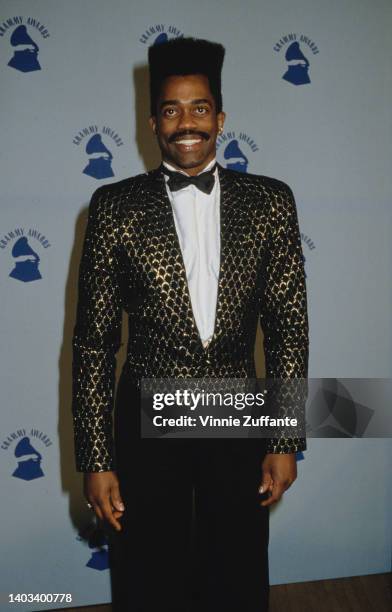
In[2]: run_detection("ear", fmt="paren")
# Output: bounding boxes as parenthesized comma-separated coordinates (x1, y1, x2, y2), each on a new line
(149, 116, 157, 135)
(217, 111, 226, 134)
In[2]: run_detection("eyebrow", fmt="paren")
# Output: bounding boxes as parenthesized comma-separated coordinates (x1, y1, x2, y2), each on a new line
(160, 98, 212, 109)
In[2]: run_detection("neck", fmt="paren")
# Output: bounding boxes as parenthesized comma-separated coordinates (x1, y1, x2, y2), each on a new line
(161, 154, 216, 176)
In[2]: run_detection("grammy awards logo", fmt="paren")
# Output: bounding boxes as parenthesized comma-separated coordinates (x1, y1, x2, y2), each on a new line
(273, 33, 319, 86)
(1, 428, 53, 481)
(0, 16, 50, 73)
(86, 541, 109, 571)
(73, 126, 124, 180)
(77, 524, 110, 571)
(139, 23, 184, 45)
(0, 227, 51, 283)
(216, 130, 259, 173)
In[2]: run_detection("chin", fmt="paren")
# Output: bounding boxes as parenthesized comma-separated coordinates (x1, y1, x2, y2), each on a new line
(175, 154, 212, 169)
(177, 159, 204, 169)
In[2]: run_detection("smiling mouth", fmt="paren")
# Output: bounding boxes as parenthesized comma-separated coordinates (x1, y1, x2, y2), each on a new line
(174, 138, 203, 145)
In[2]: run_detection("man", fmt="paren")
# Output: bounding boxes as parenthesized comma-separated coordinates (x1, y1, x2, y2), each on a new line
(72, 37, 309, 612)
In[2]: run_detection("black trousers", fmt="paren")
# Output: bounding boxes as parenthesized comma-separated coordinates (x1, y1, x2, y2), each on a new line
(110, 378, 270, 612)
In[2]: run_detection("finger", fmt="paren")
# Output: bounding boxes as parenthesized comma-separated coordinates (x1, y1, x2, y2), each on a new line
(258, 479, 274, 495)
(110, 485, 125, 513)
(258, 472, 273, 495)
(112, 510, 124, 520)
(91, 502, 104, 522)
(100, 497, 122, 532)
(260, 481, 286, 507)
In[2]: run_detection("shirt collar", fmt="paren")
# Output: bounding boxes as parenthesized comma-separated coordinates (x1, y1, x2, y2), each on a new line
(162, 157, 217, 177)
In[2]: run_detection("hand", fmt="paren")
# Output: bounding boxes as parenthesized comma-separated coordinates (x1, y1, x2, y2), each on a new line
(258, 453, 297, 507)
(84, 470, 125, 531)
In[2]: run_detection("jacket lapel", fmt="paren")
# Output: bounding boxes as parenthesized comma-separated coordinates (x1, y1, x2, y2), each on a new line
(211, 164, 248, 349)
(141, 166, 203, 351)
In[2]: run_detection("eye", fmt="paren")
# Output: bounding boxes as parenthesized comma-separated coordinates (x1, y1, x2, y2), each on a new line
(195, 106, 208, 115)
(163, 107, 177, 117)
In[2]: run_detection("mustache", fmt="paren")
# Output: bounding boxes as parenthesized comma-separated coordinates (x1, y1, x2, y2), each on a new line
(169, 130, 210, 143)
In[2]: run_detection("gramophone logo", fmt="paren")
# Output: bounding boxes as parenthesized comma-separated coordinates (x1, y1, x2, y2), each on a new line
(0, 16, 50, 73)
(301, 232, 316, 279)
(73, 126, 124, 180)
(0, 227, 51, 282)
(77, 525, 110, 571)
(273, 33, 319, 86)
(1, 428, 53, 481)
(216, 131, 259, 174)
(139, 23, 184, 45)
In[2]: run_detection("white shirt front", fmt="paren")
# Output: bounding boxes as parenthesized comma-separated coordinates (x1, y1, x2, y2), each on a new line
(163, 158, 220, 348)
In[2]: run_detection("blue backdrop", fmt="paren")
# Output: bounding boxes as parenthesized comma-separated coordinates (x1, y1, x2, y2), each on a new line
(1, 0, 391, 609)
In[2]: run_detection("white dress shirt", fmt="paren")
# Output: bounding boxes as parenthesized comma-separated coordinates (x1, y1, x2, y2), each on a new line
(163, 158, 220, 348)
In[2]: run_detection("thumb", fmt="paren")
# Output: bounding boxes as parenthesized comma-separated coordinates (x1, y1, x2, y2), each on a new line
(259, 469, 273, 495)
(110, 484, 125, 512)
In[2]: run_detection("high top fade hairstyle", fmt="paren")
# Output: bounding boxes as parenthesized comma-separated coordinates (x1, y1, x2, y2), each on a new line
(148, 37, 225, 117)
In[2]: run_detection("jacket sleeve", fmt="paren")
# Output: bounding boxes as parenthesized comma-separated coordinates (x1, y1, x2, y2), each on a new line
(260, 183, 309, 453)
(72, 187, 123, 472)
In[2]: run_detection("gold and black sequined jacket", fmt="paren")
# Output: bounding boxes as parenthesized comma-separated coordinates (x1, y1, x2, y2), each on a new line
(72, 164, 309, 472)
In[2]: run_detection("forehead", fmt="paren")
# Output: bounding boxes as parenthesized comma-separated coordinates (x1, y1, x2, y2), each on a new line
(158, 74, 214, 103)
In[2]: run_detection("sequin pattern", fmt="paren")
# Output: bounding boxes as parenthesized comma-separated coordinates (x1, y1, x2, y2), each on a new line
(72, 164, 309, 471)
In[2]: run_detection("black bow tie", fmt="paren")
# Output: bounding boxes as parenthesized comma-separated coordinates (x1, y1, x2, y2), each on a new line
(163, 164, 217, 195)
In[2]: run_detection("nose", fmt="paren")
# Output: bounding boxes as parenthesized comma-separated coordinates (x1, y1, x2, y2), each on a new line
(177, 108, 198, 131)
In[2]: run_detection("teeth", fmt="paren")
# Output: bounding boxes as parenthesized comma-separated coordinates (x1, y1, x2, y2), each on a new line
(175, 139, 201, 145)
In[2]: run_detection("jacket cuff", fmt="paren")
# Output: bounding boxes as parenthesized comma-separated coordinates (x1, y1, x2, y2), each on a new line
(266, 437, 306, 453)
(75, 457, 115, 473)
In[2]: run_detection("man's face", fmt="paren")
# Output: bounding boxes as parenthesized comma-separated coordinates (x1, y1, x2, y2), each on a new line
(149, 74, 225, 176)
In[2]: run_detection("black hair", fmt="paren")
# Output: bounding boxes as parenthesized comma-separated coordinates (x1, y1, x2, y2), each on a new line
(148, 37, 225, 116)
